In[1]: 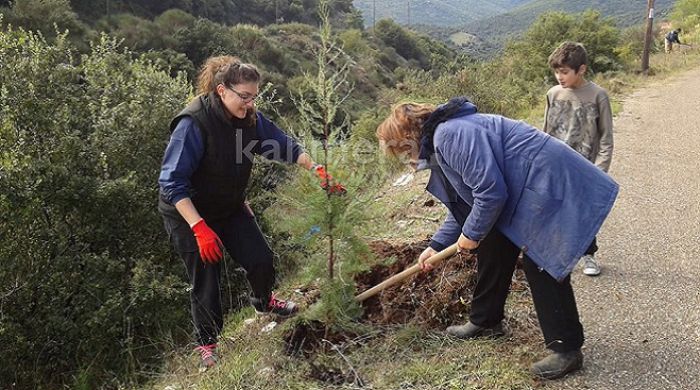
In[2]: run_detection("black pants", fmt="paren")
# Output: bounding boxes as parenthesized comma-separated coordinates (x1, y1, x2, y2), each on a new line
(160, 200, 275, 346)
(469, 229, 584, 353)
(585, 237, 598, 256)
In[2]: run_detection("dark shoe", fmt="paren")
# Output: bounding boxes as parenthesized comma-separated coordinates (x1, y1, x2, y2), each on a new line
(251, 293, 298, 317)
(194, 343, 218, 372)
(445, 321, 505, 339)
(531, 350, 583, 380)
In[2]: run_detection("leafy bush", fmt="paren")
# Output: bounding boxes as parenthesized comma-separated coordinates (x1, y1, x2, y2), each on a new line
(350, 108, 388, 143)
(339, 28, 372, 58)
(0, 0, 87, 41)
(502, 10, 621, 99)
(615, 24, 666, 69)
(172, 17, 235, 68)
(0, 29, 194, 388)
(670, 0, 700, 45)
(671, 0, 700, 25)
(95, 13, 168, 51)
(229, 24, 290, 74)
(387, 61, 530, 118)
(374, 19, 431, 68)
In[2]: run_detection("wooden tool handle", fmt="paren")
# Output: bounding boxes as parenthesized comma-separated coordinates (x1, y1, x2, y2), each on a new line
(355, 243, 460, 302)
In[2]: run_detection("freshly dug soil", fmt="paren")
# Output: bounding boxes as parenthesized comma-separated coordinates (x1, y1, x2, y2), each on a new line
(283, 238, 532, 386)
(283, 239, 478, 357)
(355, 239, 481, 328)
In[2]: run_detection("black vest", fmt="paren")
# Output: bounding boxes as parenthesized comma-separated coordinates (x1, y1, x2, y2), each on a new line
(169, 93, 259, 221)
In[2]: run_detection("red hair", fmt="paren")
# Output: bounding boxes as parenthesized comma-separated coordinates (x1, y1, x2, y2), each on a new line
(376, 102, 435, 156)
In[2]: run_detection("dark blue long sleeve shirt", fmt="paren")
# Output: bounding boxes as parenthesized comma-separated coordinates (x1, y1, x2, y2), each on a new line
(666, 30, 681, 44)
(159, 112, 303, 204)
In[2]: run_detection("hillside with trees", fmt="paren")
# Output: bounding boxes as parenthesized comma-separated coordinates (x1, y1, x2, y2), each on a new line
(369, 0, 677, 57)
(352, 0, 530, 26)
(463, 0, 676, 41)
(71, 0, 361, 27)
(1, 0, 459, 119)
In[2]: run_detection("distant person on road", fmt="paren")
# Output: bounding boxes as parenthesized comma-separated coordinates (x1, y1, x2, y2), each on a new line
(376, 97, 619, 379)
(665, 28, 682, 53)
(158, 55, 345, 370)
(544, 41, 614, 277)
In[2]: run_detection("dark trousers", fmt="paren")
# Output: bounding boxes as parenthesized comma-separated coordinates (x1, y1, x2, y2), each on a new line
(469, 229, 584, 353)
(160, 201, 275, 346)
(585, 237, 598, 256)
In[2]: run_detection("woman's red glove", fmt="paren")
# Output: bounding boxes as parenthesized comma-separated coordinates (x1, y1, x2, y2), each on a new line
(191, 219, 224, 263)
(311, 164, 347, 195)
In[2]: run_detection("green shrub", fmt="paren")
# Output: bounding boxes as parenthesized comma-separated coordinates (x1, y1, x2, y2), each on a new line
(671, 0, 700, 25)
(374, 19, 430, 68)
(0, 29, 193, 388)
(503, 10, 621, 99)
(0, 0, 87, 40)
(670, 0, 700, 45)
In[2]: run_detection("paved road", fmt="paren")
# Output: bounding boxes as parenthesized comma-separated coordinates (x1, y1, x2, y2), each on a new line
(552, 67, 700, 389)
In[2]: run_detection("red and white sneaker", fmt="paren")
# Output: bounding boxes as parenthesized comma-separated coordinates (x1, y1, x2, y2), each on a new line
(251, 293, 298, 317)
(194, 343, 218, 372)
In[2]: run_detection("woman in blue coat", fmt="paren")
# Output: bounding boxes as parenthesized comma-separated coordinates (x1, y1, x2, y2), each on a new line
(376, 97, 618, 380)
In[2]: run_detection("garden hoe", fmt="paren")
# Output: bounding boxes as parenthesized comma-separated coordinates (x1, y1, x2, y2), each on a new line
(355, 243, 471, 302)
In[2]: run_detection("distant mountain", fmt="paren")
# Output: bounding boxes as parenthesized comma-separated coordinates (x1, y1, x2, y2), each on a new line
(406, 0, 677, 58)
(352, 0, 530, 27)
(463, 0, 676, 40)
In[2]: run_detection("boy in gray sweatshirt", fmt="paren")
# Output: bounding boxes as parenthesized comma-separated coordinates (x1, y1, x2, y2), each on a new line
(544, 41, 614, 276)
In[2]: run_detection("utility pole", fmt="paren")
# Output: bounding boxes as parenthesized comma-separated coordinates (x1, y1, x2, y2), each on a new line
(275, 0, 279, 23)
(372, 0, 376, 29)
(407, 0, 411, 27)
(641, 0, 655, 74)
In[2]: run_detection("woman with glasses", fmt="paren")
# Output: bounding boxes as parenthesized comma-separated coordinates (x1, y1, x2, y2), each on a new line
(158, 55, 343, 370)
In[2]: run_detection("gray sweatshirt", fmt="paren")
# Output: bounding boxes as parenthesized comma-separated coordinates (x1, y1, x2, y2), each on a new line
(544, 81, 614, 172)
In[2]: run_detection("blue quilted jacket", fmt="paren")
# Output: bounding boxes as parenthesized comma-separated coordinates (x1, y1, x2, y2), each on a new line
(426, 101, 619, 281)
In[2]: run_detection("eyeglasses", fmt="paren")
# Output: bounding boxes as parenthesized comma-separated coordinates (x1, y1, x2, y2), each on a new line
(226, 86, 258, 103)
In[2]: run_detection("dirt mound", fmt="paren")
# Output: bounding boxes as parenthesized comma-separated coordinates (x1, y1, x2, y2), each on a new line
(356, 240, 479, 328)
(283, 239, 477, 356)
(283, 238, 533, 387)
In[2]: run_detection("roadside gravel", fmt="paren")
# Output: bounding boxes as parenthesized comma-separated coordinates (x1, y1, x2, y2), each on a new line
(550, 66, 700, 390)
